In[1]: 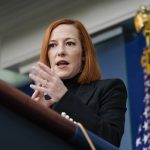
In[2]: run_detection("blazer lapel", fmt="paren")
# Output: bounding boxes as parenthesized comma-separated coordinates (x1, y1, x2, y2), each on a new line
(77, 83, 97, 104)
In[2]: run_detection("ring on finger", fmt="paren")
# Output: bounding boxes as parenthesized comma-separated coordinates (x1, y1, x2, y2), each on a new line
(43, 80, 48, 87)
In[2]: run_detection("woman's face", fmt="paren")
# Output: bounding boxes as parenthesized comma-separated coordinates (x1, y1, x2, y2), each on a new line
(48, 24, 83, 80)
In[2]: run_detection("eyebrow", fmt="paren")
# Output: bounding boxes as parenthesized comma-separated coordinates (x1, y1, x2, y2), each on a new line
(49, 38, 76, 43)
(49, 40, 57, 43)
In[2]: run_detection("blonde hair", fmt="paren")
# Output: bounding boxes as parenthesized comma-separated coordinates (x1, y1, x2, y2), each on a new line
(40, 18, 102, 84)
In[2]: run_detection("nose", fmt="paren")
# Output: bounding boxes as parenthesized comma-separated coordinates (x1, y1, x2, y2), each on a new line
(57, 45, 66, 57)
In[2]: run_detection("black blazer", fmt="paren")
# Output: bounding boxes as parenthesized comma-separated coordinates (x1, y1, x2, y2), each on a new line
(52, 78, 127, 147)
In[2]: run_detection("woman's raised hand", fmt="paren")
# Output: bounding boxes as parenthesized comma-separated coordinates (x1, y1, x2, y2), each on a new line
(29, 62, 68, 107)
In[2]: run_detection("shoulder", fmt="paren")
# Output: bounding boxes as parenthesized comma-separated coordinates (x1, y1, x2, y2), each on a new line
(85, 78, 126, 89)
(79, 78, 127, 99)
(95, 78, 126, 89)
(92, 79, 127, 107)
(86, 78, 127, 98)
(96, 79, 127, 100)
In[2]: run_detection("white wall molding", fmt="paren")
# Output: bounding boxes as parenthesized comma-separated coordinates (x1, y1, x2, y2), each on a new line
(68, 1, 150, 34)
(92, 27, 123, 45)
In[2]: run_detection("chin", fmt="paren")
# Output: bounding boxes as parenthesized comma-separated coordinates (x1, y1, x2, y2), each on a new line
(59, 76, 71, 80)
(57, 73, 71, 80)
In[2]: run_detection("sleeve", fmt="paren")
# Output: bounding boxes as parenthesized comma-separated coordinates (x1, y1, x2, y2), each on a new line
(52, 79, 127, 147)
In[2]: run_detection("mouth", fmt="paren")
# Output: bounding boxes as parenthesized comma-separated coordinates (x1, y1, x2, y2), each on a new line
(56, 60, 69, 68)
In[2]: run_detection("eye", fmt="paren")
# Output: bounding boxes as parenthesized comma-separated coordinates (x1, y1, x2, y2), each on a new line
(66, 41, 76, 47)
(49, 43, 57, 48)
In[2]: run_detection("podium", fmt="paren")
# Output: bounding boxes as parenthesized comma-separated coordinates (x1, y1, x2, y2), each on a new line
(0, 80, 119, 150)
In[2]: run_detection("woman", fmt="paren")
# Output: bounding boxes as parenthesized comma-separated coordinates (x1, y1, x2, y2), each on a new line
(29, 18, 127, 147)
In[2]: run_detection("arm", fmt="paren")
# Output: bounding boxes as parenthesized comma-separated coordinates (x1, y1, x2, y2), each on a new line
(52, 79, 127, 147)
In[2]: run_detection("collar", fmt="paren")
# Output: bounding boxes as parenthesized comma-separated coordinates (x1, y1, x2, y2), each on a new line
(62, 74, 80, 89)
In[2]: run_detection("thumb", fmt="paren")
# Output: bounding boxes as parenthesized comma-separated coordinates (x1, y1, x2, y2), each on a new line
(31, 90, 43, 100)
(31, 90, 39, 99)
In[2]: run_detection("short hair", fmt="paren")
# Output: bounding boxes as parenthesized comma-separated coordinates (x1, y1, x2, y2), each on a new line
(40, 18, 102, 84)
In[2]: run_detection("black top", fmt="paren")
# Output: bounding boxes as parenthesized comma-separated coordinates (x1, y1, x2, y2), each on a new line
(52, 75, 127, 147)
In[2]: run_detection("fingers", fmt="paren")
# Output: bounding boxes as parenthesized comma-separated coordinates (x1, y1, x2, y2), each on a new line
(29, 73, 49, 88)
(31, 65, 50, 81)
(38, 62, 54, 75)
(29, 62, 57, 108)
(32, 93, 56, 107)
(29, 62, 65, 103)
(31, 90, 43, 100)
(29, 62, 57, 85)
(30, 84, 47, 93)
(34, 97, 40, 101)
(30, 88, 55, 107)
(31, 90, 39, 99)
(31, 90, 44, 103)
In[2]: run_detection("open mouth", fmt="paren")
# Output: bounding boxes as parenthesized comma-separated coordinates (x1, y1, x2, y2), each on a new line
(56, 60, 69, 67)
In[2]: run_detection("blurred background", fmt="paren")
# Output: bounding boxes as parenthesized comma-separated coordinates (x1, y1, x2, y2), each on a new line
(1, 0, 150, 149)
